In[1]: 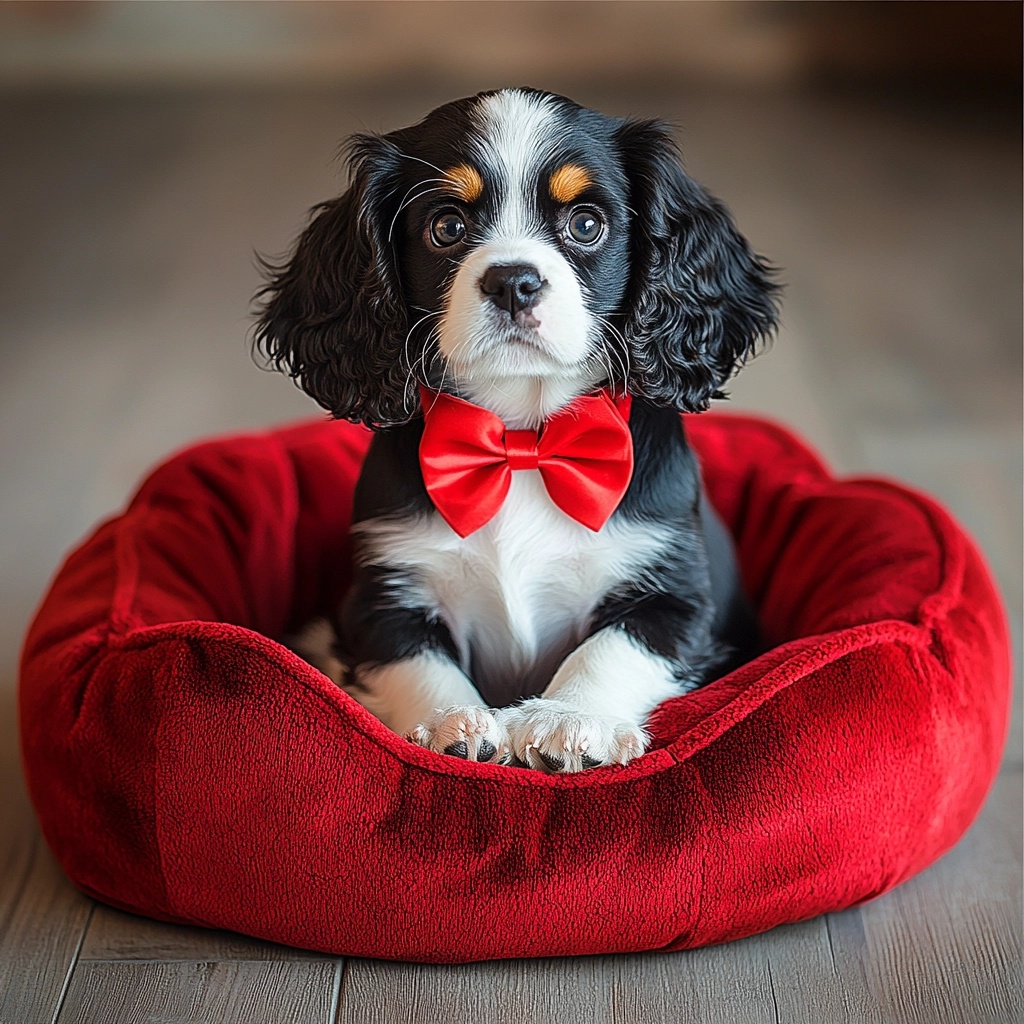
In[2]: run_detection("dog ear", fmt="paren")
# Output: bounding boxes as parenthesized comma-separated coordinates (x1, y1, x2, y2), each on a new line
(615, 119, 780, 412)
(254, 135, 415, 428)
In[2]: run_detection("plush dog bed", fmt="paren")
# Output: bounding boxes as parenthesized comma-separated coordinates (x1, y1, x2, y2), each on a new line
(20, 414, 1009, 962)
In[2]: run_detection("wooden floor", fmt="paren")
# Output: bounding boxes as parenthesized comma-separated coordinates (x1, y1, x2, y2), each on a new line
(0, 81, 1020, 1023)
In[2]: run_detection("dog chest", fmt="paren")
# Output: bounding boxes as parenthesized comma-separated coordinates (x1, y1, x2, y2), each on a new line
(358, 472, 669, 707)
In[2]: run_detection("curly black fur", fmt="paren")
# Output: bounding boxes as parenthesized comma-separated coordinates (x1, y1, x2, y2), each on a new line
(253, 136, 418, 427)
(615, 119, 781, 411)
(264, 91, 773, 764)
(255, 98, 780, 426)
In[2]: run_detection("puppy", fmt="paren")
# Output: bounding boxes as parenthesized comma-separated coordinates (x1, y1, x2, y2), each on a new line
(255, 88, 779, 773)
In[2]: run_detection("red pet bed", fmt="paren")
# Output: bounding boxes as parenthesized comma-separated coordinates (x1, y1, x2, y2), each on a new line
(20, 414, 1009, 962)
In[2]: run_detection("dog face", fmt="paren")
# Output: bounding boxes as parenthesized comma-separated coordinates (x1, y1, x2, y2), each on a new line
(255, 88, 779, 427)
(392, 90, 634, 422)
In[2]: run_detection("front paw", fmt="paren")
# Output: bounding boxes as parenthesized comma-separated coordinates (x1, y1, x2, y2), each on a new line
(406, 706, 512, 764)
(502, 699, 647, 773)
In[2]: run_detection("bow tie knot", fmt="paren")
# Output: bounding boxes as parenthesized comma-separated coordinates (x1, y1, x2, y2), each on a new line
(504, 430, 542, 471)
(418, 387, 634, 537)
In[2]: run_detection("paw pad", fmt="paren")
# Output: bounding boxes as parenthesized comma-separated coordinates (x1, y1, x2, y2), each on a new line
(407, 706, 511, 764)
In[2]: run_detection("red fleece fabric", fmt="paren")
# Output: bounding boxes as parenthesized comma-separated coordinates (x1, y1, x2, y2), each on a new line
(20, 414, 1010, 962)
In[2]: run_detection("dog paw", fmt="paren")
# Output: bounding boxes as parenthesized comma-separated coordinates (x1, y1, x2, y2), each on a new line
(501, 699, 647, 773)
(406, 706, 512, 764)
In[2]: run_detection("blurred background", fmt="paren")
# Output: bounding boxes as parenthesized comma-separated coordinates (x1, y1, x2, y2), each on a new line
(1, 1, 1019, 638)
(1, 0, 1021, 774)
(1, 1, 1021, 91)
(0, 3, 1020, 1019)
(1, 2, 1020, 712)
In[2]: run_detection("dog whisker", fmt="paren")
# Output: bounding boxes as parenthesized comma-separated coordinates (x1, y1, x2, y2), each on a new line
(590, 313, 632, 387)
(400, 310, 445, 412)
(388, 148, 448, 178)
(440, 330, 484, 397)
(388, 183, 448, 243)
(259, 88, 776, 786)
(380, 175, 446, 207)
(416, 324, 440, 390)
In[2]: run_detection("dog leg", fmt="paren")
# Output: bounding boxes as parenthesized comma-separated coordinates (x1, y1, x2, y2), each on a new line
(356, 652, 513, 764)
(501, 626, 683, 772)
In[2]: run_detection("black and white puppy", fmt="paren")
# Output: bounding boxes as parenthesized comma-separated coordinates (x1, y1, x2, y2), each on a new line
(256, 88, 779, 773)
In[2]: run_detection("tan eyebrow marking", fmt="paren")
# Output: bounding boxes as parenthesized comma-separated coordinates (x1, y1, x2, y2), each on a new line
(549, 164, 592, 204)
(444, 163, 484, 203)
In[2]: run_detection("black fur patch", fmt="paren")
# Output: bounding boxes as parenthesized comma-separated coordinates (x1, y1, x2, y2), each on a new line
(257, 88, 773, 710)
(254, 90, 779, 427)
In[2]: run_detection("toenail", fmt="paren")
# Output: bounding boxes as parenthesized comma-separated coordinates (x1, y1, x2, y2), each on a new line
(536, 751, 565, 772)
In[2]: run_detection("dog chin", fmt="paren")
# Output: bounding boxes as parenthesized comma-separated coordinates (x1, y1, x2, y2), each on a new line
(469, 297, 590, 354)
(454, 340, 589, 392)
(444, 342, 600, 428)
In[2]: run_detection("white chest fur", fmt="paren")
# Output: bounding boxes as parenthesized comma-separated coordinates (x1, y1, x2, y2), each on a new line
(354, 472, 670, 708)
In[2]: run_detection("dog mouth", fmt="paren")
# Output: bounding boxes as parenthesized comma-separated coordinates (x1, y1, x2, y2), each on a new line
(483, 324, 571, 369)
(511, 309, 541, 332)
(503, 324, 547, 352)
(443, 324, 577, 383)
(481, 306, 551, 352)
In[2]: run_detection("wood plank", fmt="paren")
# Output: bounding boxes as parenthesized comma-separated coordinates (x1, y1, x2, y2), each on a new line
(339, 945, 781, 1024)
(611, 942, 785, 1024)
(0, 684, 34, 936)
(0, 684, 94, 1024)
(339, 955, 620, 1024)
(56, 960, 340, 1024)
(859, 771, 1023, 1023)
(339, 950, 602, 1024)
(336, 912, 888, 1024)
(80, 905, 332, 962)
(0, 85, 1019, 1024)
(634, 913, 884, 1024)
(0, 834, 94, 1024)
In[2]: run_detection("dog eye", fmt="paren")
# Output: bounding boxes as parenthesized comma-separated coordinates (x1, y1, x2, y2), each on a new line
(566, 208, 604, 245)
(429, 211, 467, 247)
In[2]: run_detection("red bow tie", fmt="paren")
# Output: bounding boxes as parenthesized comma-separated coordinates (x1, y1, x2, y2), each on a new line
(418, 387, 633, 537)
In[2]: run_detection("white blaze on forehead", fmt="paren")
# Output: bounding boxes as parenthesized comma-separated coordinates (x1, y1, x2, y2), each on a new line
(435, 90, 595, 427)
(472, 89, 561, 239)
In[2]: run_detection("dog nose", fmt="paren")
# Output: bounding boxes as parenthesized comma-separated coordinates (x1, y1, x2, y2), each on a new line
(479, 264, 546, 317)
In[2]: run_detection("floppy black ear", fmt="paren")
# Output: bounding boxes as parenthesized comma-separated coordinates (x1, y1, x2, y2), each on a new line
(616, 119, 780, 412)
(254, 135, 414, 427)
